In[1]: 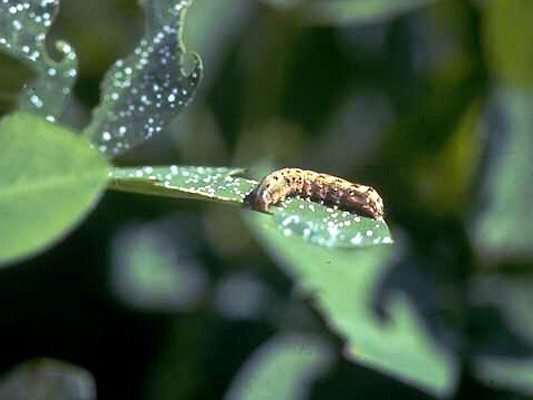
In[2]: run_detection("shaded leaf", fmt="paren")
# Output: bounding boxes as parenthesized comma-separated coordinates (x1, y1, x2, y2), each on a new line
(0, 358, 96, 400)
(474, 357, 533, 396)
(0, 0, 77, 121)
(111, 217, 208, 311)
(0, 113, 109, 265)
(224, 334, 334, 400)
(474, 89, 533, 260)
(263, 0, 440, 26)
(0, 53, 35, 114)
(84, 0, 202, 157)
(470, 274, 533, 395)
(245, 216, 458, 396)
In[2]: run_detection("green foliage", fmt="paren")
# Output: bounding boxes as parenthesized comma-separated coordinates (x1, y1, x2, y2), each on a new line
(246, 214, 458, 397)
(111, 219, 208, 311)
(0, 0, 77, 121)
(0, 0, 532, 398)
(84, 0, 202, 157)
(474, 90, 533, 260)
(110, 165, 250, 203)
(110, 165, 393, 248)
(224, 334, 334, 400)
(470, 274, 533, 395)
(0, 113, 109, 264)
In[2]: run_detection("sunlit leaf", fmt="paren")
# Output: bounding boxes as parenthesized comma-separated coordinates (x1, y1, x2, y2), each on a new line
(0, 113, 109, 265)
(84, 0, 202, 157)
(110, 165, 393, 248)
(245, 217, 458, 396)
(0, 0, 77, 121)
(0, 358, 96, 400)
(224, 334, 334, 400)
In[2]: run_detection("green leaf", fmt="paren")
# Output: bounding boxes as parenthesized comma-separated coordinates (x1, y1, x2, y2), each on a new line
(474, 357, 533, 396)
(471, 274, 533, 395)
(224, 334, 334, 400)
(111, 218, 208, 311)
(0, 358, 96, 400)
(84, 0, 202, 158)
(0, 113, 109, 265)
(246, 216, 458, 396)
(110, 165, 393, 248)
(474, 89, 533, 260)
(0, 0, 77, 121)
(109, 165, 251, 203)
(270, 197, 392, 247)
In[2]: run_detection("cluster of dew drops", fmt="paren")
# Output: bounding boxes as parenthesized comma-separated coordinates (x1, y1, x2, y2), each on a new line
(115, 165, 256, 202)
(277, 198, 393, 247)
(0, 0, 77, 122)
(89, 0, 201, 157)
(113, 165, 393, 247)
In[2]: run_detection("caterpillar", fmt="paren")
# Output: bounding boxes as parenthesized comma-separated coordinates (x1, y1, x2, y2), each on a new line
(244, 168, 384, 220)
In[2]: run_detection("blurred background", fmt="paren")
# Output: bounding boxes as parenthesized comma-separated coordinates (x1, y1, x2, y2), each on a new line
(0, 0, 532, 399)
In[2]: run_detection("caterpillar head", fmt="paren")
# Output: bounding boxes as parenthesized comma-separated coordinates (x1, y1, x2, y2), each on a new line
(244, 186, 272, 213)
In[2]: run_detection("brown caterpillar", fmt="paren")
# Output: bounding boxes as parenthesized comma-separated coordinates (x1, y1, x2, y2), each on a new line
(244, 168, 384, 220)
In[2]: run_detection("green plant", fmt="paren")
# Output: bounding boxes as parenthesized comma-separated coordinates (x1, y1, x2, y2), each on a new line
(0, 1, 531, 399)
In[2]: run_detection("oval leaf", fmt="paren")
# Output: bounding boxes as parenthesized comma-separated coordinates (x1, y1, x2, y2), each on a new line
(111, 166, 393, 248)
(224, 334, 333, 400)
(0, 113, 109, 265)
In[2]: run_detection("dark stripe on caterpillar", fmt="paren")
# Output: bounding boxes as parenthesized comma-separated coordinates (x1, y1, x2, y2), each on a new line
(244, 168, 384, 220)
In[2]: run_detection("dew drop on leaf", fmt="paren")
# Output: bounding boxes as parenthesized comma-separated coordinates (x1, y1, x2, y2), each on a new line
(271, 197, 393, 248)
(110, 165, 253, 203)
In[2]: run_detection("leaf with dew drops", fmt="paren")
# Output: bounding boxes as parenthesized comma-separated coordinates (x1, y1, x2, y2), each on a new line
(0, 0, 78, 122)
(272, 197, 392, 247)
(110, 165, 393, 248)
(84, 0, 202, 158)
(109, 165, 252, 203)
